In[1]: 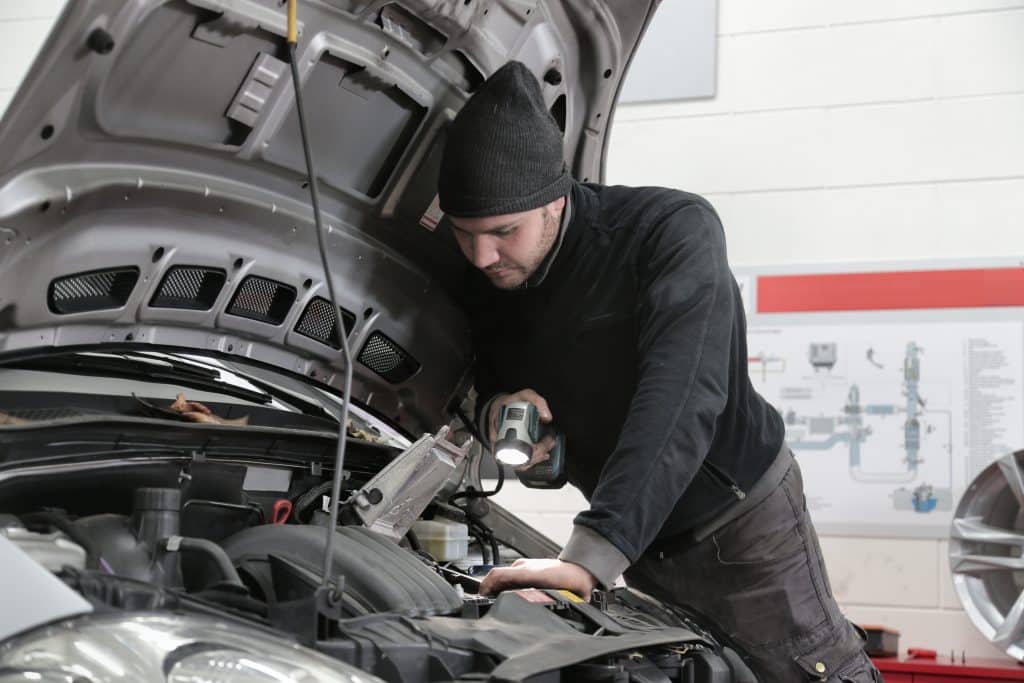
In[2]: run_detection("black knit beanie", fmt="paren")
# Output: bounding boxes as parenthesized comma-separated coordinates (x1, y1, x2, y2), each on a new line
(438, 61, 571, 218)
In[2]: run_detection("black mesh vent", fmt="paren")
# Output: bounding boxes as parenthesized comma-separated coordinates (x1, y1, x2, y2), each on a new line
(358, 331, 420, 384)
(227, 276, 296, 325)
(48, 267, 140, 314)
(295, 297, 357, 348)
(150, 266, 226, 310)
(507, 407, 525, 421)
(4, 407, 105, 421)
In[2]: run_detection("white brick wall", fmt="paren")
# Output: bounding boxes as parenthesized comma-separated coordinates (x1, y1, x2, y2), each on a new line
(608, 6, 1024, 267)
(1, 0, 1021, 662)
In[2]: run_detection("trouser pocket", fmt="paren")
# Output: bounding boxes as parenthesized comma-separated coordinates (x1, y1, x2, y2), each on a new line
(793, 625, 880, 682)
(706, 465, 833, 648)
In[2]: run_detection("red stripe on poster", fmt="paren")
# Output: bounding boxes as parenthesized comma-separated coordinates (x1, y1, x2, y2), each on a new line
(757, 268, 1024, 313)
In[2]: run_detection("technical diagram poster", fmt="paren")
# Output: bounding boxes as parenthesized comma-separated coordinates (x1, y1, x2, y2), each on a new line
(738, 263, 1024, 537)
(748, 322, 1023, 535)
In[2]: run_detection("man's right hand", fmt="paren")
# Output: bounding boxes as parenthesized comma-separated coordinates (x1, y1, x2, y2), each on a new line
(486, 389, 554, 470)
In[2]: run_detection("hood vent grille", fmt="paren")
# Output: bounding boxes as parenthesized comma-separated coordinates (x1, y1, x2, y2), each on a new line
(48, 267, 140, 314)
(295, 297, 357, 348)
(358, 331, 420, 384)
(227, 276, 296, 325)
(150, 266, 226, 310)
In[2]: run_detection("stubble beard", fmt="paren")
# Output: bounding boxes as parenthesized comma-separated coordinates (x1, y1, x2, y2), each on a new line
(485, 207, 560, 290)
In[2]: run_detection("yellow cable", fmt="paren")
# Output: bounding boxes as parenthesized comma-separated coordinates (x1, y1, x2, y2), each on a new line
(287, 0, 298, 45)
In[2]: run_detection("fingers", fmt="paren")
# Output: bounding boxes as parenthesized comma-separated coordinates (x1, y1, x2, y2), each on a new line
(188, 401, 213, 415)
(480, 561, 531, 596)
(170, 393, 214, 416)
(487, 399, 503, 444)
(478, 562, 594, 598)
(169, 393, 247, 426)
(516, 389, 552, 422)
(486, 389, 553, 449)
(180, 412, 249, 426)
(478, 567, 504, 596)
(479, 566, 534, 596)
(514, 452, 551, 473)
(514, 439, 553, 472)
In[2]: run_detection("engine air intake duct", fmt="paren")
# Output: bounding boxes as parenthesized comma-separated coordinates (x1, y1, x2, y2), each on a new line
(222, 525, 461, 617)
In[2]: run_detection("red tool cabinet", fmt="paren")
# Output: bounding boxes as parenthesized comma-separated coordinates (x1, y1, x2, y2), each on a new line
(873, 655, 1024, 681)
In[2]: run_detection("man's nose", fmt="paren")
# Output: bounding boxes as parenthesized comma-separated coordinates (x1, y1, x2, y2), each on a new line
(471, 236, 500, 269)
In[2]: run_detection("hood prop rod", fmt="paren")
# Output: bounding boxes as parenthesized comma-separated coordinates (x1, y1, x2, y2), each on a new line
(287, 0, 354, 600)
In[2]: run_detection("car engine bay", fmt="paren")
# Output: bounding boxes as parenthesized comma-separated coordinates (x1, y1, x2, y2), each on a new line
(0, 414, 755, 683)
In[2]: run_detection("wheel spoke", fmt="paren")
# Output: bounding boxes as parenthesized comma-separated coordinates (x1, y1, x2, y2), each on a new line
(951, 450, 1024, 656)
(997, 453, 1024, 510)
(952, 517, 1024, 545)
(951, 553, 1024, 573)
(994, 592, 1024, 649)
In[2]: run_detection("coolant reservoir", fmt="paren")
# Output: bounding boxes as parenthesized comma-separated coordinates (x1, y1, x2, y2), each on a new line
(411, 519, 470, 562)
(0, 526, 87, 571)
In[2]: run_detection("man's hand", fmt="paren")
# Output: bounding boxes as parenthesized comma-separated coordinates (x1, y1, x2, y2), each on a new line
(487, 389, 554, 467)
(486, 389, 552, 442)
(515, 434, 556, 472)
(478, 558, 597, 600)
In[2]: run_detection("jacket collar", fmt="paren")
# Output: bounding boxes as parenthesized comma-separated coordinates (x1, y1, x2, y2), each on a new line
(526, 190, 573, 287)
(524, 180, 597, 289)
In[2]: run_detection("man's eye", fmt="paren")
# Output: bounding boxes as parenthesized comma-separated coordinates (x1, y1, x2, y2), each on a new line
(495, 227, 515, 237)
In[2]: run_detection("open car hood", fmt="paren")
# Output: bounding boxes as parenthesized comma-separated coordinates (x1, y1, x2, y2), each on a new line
(0, 0, 660, 432)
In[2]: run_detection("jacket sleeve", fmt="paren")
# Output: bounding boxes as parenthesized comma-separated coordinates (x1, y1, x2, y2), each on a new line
(560, 203, 734, 579)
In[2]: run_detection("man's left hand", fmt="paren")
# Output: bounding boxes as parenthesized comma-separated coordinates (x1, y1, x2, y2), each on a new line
(478, 558, 597, 599)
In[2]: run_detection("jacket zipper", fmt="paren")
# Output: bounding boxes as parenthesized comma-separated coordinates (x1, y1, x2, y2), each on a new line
(701, 460, 747, 501)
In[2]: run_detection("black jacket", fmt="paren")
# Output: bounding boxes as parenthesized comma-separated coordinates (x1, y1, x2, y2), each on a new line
(464, 181, 785, 566)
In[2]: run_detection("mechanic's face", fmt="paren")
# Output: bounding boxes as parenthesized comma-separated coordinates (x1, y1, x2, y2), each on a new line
(450, 196, 565, 290)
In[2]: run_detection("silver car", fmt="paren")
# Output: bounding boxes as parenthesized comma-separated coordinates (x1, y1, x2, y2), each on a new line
(0, 1, 756, 681)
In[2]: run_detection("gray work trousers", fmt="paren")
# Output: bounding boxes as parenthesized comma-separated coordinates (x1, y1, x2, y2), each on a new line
(624, 452, 880, 682)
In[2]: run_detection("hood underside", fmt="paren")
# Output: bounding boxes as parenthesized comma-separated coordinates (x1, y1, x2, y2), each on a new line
(0, 0, 659, 431)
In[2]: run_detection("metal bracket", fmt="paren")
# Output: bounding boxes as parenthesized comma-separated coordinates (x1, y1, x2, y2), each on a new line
(352, 426, 471, 539)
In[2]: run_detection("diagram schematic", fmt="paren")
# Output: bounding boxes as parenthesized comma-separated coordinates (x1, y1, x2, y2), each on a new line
(782, 342, 953, 514)
(746, 321, 1023, 536)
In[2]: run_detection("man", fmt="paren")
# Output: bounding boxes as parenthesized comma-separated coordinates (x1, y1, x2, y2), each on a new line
(439, 61, 879, 682)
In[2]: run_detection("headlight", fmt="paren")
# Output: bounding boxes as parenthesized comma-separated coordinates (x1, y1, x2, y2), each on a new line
(0, 613, 383, 683)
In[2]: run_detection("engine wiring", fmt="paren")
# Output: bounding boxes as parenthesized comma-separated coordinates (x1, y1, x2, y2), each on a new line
(448, 404, 505, 502)
(286, 0, 354, 593)
(292, 480, 333, 521)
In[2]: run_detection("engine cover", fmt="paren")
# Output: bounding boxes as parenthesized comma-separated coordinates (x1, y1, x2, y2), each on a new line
(223, 524, 462, 617)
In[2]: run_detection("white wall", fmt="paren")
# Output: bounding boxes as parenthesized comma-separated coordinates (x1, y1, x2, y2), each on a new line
(608, 0, 1024, 266)
(2, 0, 1022, 662)
(0, 2, 64, 115)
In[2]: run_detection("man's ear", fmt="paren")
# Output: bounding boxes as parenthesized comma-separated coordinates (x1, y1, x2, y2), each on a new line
(546, 195, 567, 214)
(542, 195, 566, 221)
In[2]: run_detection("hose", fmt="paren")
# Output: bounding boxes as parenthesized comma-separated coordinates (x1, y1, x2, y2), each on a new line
(163, 536, 244, 589)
